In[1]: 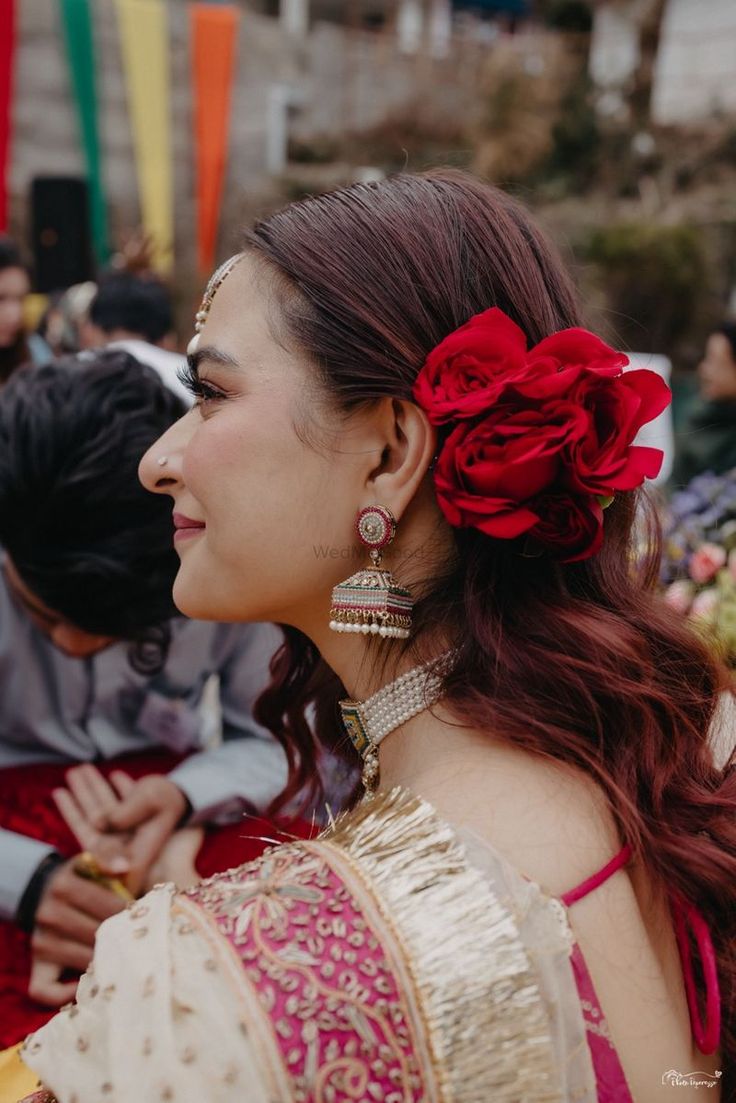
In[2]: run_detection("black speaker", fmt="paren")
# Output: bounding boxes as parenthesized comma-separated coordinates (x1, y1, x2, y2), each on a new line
(30, 176, 94, 293)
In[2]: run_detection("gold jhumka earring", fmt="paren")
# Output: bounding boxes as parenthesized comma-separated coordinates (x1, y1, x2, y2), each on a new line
(329, 505, 413, 640)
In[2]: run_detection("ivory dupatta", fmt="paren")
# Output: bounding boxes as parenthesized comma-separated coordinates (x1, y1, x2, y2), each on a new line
(20, 789, 598, 1101)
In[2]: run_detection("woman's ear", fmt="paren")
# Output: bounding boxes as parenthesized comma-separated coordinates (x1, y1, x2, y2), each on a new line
(366, 398, 437, 520)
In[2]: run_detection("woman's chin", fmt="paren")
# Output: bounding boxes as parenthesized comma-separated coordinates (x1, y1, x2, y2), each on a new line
(171, 558, 280, 624)
(172, 573, 215, 620)
(172, 571, 249, 622)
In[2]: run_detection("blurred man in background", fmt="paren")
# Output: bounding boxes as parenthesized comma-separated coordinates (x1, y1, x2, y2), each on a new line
(0, 350, 292, 1045)
(672, 322, 736, 487)
(82, 271, 191, 405)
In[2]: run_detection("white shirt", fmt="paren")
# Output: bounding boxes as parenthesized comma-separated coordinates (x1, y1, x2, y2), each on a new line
(107, 339, 193, 407)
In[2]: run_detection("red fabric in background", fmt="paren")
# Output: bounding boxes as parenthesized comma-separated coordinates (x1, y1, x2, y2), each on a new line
(0, 751, 314, 1047)
(191, 3, 239, 272)
(0, 0, 15, 232)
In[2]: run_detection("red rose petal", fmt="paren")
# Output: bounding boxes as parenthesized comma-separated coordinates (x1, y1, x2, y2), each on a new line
(529, 328, 628, 375)
(619, 369, 671, 430)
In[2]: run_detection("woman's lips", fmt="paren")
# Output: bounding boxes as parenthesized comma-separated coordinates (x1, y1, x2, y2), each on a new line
(173, 512, 205, 541)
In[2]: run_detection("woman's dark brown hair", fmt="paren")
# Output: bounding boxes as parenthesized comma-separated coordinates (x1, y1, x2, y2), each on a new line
(247, 169, 736, 1080)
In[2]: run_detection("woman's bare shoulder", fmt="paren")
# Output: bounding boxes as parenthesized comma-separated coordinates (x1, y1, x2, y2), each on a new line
(416, 738, 623, 898)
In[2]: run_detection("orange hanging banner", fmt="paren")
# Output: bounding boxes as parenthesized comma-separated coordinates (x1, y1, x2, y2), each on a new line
(191, 2, 240, 274)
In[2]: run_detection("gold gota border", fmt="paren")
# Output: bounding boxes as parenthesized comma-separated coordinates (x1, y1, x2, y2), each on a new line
(322, 787, 563, 1103)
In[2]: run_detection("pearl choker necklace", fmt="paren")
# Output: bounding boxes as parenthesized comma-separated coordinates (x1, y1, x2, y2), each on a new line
(339, 651, 455, 794)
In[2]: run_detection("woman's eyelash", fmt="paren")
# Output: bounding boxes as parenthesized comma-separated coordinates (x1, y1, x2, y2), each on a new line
(177, 363, 226, 402)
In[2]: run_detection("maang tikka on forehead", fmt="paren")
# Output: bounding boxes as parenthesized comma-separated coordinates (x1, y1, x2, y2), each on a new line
(187, 253, 246, 358)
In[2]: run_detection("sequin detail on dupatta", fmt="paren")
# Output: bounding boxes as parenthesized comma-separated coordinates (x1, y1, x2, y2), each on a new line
(185, 787, 562, 1102)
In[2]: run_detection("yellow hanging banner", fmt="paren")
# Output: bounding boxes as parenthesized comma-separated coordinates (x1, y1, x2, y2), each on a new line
(116, 0, 173, 272)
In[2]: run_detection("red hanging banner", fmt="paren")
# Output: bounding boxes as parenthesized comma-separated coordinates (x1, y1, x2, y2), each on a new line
(191, 3, 240, 274)
(0, 0, 16, 232)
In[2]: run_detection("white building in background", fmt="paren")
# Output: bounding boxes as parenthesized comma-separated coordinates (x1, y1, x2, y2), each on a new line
(397, 0, 423, 52)
(651, 0, 736, 124)
(398, 0, 452, 56)
(588, 4, 640, 121)
(590, 0, 736, 126)
(428, 0, 453, 59)
(266, 83, 303, 175)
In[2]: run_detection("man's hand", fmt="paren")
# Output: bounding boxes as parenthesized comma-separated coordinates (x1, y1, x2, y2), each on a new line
(53, 765, 132, 876)
(100, 773, 189, 894)
(146, 825, 204, 890)
(29, 857, 125, 1005)
(28, 959, 77, 1009)
(29, 769, 200, 1009)
(56, 765, 189, 895)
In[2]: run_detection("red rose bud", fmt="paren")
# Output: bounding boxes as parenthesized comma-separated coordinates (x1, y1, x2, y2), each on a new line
(528, 493, 605, 563)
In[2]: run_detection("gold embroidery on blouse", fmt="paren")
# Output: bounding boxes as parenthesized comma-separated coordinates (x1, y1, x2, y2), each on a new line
(323, 788, 563, 1103)
(186, 840, 431, 1103)
(184, 787, 562, 1103)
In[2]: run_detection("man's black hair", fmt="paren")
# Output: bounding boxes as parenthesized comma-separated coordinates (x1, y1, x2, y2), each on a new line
(89, 272, 174, 345)
(0, 350, 186, 669)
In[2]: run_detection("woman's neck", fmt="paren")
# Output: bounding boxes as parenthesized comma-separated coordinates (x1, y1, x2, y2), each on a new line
(377, 701, 491, 794)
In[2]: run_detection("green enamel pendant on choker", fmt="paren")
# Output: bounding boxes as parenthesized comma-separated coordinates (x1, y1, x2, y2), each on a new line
(339, 651, 455, 793)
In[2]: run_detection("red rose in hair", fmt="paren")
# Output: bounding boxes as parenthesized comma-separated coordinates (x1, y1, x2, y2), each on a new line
(564, 369, 670, 495)
(527, 327, 629, 378)
(434, 399, 588, 539)
(414, 306, 670, 562)
(413, 308, 530, 424)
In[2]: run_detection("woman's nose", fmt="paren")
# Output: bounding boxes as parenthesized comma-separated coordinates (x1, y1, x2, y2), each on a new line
(138, 411, 195, 495)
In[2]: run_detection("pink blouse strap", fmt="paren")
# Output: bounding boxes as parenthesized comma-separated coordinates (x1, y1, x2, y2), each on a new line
(559, 843, 633, 907)
(671, 892, 722, 1055)
(559, 842, 722, 1057)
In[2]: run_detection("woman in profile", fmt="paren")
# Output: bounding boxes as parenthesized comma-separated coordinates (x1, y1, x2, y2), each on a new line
(18, 171, 735, 1101)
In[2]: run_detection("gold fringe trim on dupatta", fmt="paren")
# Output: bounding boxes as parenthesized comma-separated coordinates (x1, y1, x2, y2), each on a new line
(321, 787, 563, 1103)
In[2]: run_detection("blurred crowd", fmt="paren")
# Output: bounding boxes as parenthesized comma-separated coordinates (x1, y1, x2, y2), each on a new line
(0, 233, 188, 400)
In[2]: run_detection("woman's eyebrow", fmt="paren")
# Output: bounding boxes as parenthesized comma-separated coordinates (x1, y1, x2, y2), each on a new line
(187, 345, 241, 375)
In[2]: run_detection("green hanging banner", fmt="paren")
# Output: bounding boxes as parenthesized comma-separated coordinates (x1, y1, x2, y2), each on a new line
(58, 0, 110, 265)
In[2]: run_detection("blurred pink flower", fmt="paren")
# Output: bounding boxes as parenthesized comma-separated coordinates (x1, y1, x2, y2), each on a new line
(690, 588, 719, 622)
(688, 544, 727, 585)
(663, 579, 695, 615)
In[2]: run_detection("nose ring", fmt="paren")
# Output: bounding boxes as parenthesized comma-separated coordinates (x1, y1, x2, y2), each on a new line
(157, 456, 169, 467)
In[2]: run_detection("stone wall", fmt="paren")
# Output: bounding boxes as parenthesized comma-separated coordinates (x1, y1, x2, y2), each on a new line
(9, 0, 486, 297)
